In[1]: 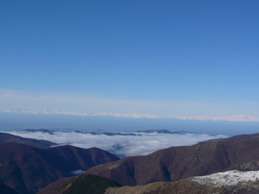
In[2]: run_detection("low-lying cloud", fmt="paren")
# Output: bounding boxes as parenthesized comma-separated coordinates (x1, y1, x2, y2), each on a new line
(5, 130, 227, 157)
(3, 109, 259, 122)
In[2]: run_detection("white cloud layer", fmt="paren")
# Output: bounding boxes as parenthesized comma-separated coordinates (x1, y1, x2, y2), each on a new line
(2, 109, 259, 122)
(5, 130, 226, 157)
(1, 88, 259, 118)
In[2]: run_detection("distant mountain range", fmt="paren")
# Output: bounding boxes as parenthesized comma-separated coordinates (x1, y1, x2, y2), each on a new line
(20, 128, 189, 136)
(136, 129, 187, 134)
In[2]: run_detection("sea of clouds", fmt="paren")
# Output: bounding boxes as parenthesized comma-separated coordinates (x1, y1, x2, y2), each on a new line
(6, 130, 226, 157)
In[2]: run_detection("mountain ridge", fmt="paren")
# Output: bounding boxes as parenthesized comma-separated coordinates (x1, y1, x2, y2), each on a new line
(0, 140, 119, 194)
(0, 132, 55, 148)
(85, 133, 259, 186)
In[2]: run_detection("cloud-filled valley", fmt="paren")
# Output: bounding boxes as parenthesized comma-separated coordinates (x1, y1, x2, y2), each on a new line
(5, 130, 226, 157)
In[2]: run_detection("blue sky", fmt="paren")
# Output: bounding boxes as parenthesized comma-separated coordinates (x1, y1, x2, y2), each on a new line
(1, 0, 259, 122)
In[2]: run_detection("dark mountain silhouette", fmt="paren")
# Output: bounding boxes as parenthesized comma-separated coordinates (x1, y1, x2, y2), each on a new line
(22, 129, 55, 135)
(136, 129, 187, 134)
(0, 143, 119, 194)
(86, 133, 259, 186)
(0, 132, 55, 148)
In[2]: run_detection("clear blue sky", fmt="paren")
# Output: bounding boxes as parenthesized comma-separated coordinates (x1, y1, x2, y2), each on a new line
(1, 0, 259, 118)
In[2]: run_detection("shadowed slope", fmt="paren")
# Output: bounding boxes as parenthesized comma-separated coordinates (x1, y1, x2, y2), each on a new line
(0, 143, 119, 194)
(39, 174, 120, 194)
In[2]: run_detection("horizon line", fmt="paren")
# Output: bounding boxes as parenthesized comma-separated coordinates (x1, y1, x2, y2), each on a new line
(2, 109, 259, 122)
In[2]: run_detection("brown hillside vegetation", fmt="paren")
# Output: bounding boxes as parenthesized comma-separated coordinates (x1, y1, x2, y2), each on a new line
(86, 133, 259, 185)
(0, 142, 119, 194)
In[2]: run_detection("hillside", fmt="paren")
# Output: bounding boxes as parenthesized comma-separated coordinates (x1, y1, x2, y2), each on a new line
(0, 142, 119, 194)
(0, 132, 55, 148)
(39, 170, 259, 194)
(86, 133, 259, 185)
(106, 170, 259, 194)
(39, 174, 120, 194)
